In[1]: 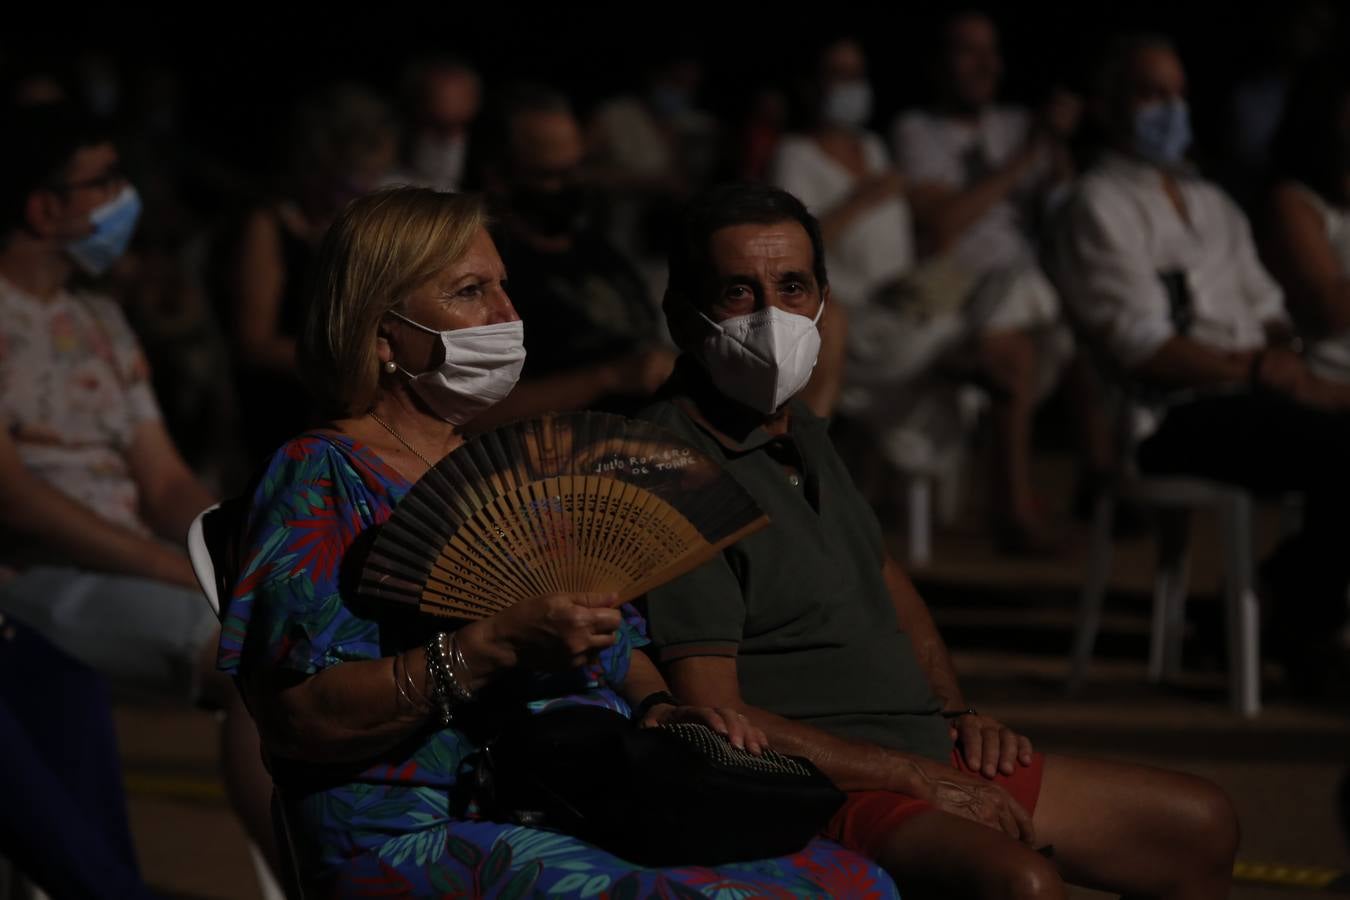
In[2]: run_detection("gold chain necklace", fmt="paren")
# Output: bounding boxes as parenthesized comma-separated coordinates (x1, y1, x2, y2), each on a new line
(368, 413, 436, 469)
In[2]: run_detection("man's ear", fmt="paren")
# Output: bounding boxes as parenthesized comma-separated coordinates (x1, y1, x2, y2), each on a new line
(23, 190, 64, 239)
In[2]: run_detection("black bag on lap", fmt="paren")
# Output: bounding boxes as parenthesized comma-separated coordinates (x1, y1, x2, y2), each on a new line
(478, 705, 845, 867)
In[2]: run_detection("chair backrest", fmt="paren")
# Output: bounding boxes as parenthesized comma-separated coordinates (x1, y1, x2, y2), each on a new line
(187, 497, 248, 620)
(187, 503, 223, 617)
(186, 500, 305, 900)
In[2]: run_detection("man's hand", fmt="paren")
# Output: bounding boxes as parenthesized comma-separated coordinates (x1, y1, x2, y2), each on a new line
(912, 757, 1036, 844)
(949, 712, 1034, 778)
(611, 348, 677, 397)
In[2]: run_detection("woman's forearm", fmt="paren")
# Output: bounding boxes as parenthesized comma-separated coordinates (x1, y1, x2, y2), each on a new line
(253, 622, 520, 764)
(252, 653, 432, 763)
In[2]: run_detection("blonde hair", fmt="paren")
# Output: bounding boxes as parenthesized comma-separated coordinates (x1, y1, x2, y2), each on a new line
(299, 187, 487, 416)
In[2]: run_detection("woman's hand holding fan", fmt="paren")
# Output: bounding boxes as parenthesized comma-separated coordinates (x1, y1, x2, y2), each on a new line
(475, 591, 624, 670)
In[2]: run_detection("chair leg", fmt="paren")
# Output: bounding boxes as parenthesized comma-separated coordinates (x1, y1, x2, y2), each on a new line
(936, 453, 966, 526)
(1069, 492, 1116, 692)
(1221, 494, 1261, 717)
(249, 842, 286, 900)
(1150, 509, 1192, 682)
(906, 477, 932, 566)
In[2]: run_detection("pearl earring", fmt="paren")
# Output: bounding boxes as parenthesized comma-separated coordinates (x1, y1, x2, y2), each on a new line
(382, 360, 397, 374)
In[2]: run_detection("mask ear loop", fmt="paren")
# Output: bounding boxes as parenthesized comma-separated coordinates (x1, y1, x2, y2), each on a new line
(384, 310, 439, 379)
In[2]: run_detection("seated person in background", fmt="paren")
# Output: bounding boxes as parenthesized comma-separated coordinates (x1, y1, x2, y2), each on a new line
(0, 103, 275, 868)
(1262, 70, 1350, 382)
(473, 85, 677, 426)
(895, 12, 1113, 507)
(640, 182, 1239, 900)
(772, 38, 1058, 550)
(1054, 36, 1350, 682)
(231, 84, 399, 463)
(394, 56, 481, 193)
(0, 614, 155, 900)
(588, 54, 719, 271)
(225, 185, 900, 898)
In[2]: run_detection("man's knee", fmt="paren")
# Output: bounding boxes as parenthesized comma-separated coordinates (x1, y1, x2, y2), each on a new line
(980, 849, 1066, 900)
(1173, 775, 1241, 871)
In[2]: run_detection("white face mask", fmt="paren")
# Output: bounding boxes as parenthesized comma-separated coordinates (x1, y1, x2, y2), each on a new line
(821, 81, 872, 129)
(390, 312, 526, 425)
(696, 303, 824, 414)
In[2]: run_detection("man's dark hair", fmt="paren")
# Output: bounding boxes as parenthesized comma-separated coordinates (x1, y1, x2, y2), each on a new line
(667, 183, 829, 301)
(1092, 33, 1177, 113)
(0, 102, 111, 234)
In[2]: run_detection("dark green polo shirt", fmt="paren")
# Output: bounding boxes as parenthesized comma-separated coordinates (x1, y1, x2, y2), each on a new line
(638, 364, 954, 762)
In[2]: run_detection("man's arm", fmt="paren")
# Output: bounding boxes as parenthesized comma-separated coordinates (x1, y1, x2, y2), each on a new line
(126, 421, 217, 545)
(1130, 336, 1256, 389)
(664, 654, 1034, 843)
(906, 143, 1044, 258)
(882, 555, 964, 710)
(470, 349, 675, 431)
(0, 426, 198, 588)
(883, 555, 1034, 779)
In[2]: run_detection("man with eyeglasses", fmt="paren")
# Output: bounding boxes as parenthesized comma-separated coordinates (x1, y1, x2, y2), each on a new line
(0, 102, 277, 875)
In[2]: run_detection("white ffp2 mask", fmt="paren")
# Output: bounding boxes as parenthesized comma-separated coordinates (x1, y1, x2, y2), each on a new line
(696, 303, 824, 414)
(390, 312, 526, 425)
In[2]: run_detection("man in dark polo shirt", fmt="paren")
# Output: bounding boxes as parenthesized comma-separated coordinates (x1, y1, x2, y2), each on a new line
(639, 183, 1238, 899)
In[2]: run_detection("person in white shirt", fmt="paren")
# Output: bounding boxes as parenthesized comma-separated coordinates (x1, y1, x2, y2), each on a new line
(1262, 69, 1350, 383)
(394, 57, 481, 193)
(894, 11, 1077, 282)
(772, 37, 1062, 553)
(894, 11, 1120, 528)
(1055, 35, 1350, 683)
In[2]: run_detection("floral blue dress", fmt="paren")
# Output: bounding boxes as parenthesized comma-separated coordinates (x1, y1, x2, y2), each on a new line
(219, 433, 900, 899)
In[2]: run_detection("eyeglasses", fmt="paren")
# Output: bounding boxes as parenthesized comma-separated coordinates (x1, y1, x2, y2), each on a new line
(50, 167, 127, 195)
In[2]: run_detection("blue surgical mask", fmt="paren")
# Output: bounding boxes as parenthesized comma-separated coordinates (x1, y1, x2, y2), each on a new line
(1132, 99, 1191, 167)
(66, 185, 142, 275)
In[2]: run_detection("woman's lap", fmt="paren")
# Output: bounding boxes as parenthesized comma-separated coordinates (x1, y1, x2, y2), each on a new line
(320, 819, 899, 899)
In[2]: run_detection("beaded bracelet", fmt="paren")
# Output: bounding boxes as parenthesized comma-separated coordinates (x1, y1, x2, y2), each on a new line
(423, 633, 456, 726)
(445, 633, 474, 703)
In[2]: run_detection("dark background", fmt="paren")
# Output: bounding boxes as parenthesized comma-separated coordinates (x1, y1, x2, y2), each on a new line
(6, 2, 1337, 181)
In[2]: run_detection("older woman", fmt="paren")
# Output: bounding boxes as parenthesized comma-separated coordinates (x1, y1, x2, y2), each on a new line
(220, 187, 898, 898)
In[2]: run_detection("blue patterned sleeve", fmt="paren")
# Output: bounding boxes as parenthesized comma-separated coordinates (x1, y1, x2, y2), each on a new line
(219, 437, 388, 677)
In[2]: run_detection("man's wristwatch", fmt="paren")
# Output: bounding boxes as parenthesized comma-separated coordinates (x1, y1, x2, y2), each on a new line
(634, 690, 678, 721)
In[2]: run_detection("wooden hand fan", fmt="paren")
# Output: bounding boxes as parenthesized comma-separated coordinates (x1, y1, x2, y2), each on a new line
(358, 411, 769, 620)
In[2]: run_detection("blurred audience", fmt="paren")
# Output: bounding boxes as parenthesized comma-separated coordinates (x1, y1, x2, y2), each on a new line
(474, 85, 676, 426)
(1054, 36, 1350, 687)
(774, 37, 1060, 551)
(589, 55, 719, 292)
(0, 614, 155, 899)
(895, 11, 1111, 524)
(229, 83, 398, 463)
(0, 103, 276, 870)
(394, 56, 481, 192)
(734, 87, 789, 183)
(1223, 1, 1337, 210)
(1262, 69, 1350, 383)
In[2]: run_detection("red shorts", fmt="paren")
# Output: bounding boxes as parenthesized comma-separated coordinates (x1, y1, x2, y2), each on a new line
(825, 749, 1046, 858)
